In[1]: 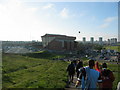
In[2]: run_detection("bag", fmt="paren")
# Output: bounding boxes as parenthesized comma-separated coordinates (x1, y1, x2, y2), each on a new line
(101, 69, 114, 82)
(101, 69, 110, 80)
(101, 69, 115, 88)
(75, 80, 80, 87)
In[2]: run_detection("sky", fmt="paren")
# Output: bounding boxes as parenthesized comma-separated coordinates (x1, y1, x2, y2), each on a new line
(0, 0, 118, 41)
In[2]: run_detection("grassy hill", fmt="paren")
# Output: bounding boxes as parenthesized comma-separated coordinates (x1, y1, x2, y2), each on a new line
(104, 45, 120, 52)
(2, 53, 68, 88)
(2, 51, 119, 89)
(23, 51, 65, 59)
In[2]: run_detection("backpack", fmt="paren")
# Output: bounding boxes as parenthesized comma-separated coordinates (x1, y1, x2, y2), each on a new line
(102, 69, 110, 77)
(101, 69, 115, 88)
(101, 69, 112, 81)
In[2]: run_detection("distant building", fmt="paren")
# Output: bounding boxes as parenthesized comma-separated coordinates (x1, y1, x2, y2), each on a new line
(108, 39, 110, 45)
(99, 37, 103, 45)
(110, 38, 117, 44)
(41, 34, 77, 51)
(80, 36, 117, 45)
(83, 37, 86, 43)
(107, 38, 117, 45)
(99, 37, 103, 42)
(90, 37, 94, 43)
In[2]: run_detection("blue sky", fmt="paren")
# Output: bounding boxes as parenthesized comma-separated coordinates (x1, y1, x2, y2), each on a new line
(0, 0, 118, 41)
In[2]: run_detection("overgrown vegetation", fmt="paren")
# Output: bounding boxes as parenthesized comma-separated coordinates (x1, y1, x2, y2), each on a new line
(104, 45, 120, 52)
(2, 53, 68, 88)
(22, 51, 65, 59)
(2, 50, 119, 89)
(77, 43, 103, 57)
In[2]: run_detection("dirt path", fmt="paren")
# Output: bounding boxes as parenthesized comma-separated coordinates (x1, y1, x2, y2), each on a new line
(65, 74, 81, 90)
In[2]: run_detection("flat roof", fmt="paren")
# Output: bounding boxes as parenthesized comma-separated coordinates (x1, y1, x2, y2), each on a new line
(41, 34, 76, 40)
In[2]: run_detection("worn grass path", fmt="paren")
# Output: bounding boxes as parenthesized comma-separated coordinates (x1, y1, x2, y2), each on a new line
(65, 74, 80, 90)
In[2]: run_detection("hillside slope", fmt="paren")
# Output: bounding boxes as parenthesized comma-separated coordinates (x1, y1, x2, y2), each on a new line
(2, 53, 68, 88)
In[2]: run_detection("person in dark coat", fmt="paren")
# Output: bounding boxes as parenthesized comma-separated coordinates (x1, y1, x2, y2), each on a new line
(67, 61, 75, 83)
(76, 60, 83, 78)
(101, 63, 115, 90)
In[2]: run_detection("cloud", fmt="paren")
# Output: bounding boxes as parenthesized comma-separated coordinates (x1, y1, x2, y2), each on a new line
(60, 8, 69, 18)
(0, 0, 55, 41)
(100, 23, 109, 28)
(104, 17, 117, 23)
(100, 16, 117, 28)
(42, 3, 54, 9)
(79, 13, 85, 17)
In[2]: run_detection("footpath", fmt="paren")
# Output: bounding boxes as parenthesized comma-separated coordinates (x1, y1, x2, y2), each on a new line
(65, 74, 81, 90)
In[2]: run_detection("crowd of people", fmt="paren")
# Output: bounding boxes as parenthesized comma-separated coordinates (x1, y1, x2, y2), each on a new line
(66, 59, 115, 90)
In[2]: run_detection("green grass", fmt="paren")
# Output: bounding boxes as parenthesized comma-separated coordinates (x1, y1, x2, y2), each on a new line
(103, 45, 120, 89)
(2, 53, 68, 88)
(104, 45, 120, 52)
(23, 51, 65, 59)
(107, 63, 119, 89)
(2, 52, 119, 89)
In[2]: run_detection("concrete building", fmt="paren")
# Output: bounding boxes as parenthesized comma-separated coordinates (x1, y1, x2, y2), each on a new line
(110, 38, 117, 44)
(80, 36, 117, 45)
(99, 37, 103, 42)
(90, 37, 94, 43)
(41, 34, 77, 51)
(107, 38, 117, 45)
(108, 39, 110, 45)
(83, 37, 86, 43)
(99, 37, 103, 45)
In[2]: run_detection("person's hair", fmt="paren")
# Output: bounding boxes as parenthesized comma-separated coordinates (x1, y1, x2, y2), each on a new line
(89, 60, 95, 67)
(102, 63, 107, 68)
(78, 61, 83, 67)
(95, 61, 99, 69)
(71, 61, 73, 64)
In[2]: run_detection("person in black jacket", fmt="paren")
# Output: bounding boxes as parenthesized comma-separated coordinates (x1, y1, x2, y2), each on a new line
(67, 61, 75, 83)
(76, 60, 83, 78)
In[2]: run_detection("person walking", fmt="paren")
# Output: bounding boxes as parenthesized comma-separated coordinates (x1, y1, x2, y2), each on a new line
(95, 61, 101, 72)
(67, 61, 75, 83)
(76, 60, 83, 78)
(75, 60, 83, 88)
(78, 60, 102, 90)
(101, 63, 115, 90)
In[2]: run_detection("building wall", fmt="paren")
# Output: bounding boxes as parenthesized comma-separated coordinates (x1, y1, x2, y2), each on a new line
(47, 40, 62, 50)
(41, 34, 76, 51)
(42, 36, 55, 47)
(90, 37, 94, 43)
(45, 39, 75, 51)
(83, 37, 86, 43)
(110, 38, 117, 44)
(99, 37, 103, 45)
(99, 37, 103, 42)
(71, 41, 74, 50)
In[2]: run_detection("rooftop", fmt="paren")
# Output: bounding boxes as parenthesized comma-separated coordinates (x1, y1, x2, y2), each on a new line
(41, 34, 76, 40)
